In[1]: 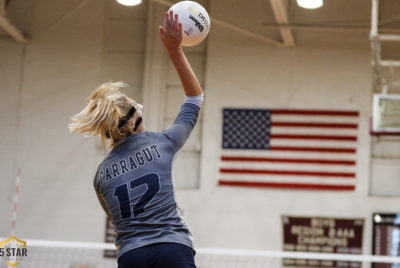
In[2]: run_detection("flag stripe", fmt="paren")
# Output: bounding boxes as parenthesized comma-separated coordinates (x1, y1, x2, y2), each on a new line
(271, 128, 358, 136)
(272, 115, 359, 123)
(272, 138, 357, 146)
(270, 134, 357, 141)
(219, 180, 355, 191)
(270, 140, 356, 148)
(220, 168, 355, 178)
(220, 162, 355, 173)
(219, 174, 356, 184)
(220, 156, 356, 165)
(269, 146, 356, 153)
(270, 109, 359, 117)
(271, 121, 358, 128)
(222, 150, 357, 160)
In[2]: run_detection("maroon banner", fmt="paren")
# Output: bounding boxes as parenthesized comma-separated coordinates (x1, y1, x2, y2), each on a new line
(372, 213, 400, 268)
(282, 216, 364, 267)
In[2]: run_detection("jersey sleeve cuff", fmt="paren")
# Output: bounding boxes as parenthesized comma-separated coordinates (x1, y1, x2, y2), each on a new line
(184, 93, 204, 108)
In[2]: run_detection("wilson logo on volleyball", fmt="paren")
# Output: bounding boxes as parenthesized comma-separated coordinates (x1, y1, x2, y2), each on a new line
(219, 108, 359, 191)
(0, 236, 28, 267)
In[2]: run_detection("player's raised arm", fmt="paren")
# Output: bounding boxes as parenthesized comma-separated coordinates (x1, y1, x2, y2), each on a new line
(159, 11, 203, 97)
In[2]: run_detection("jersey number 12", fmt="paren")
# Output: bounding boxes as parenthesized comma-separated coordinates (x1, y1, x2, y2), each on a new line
(113, 173, 160, 219)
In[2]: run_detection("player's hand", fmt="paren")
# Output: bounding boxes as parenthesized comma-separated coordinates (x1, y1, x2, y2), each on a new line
(159, 10, 183, 52)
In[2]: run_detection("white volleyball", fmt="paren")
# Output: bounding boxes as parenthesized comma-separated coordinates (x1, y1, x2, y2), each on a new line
(168, 1, 211, 47)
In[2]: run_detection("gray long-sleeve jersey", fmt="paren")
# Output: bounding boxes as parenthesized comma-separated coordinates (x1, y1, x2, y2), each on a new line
(93, 102, 200, 258)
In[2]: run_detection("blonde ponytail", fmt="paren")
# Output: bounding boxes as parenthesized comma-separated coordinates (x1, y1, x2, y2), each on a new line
(69, 82, 135, 148)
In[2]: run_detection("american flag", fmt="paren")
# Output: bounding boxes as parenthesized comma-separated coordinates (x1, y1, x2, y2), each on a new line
(219, 108, 359, 191)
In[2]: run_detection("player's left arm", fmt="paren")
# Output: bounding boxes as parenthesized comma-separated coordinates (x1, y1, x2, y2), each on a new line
(162, 101, 201, 152)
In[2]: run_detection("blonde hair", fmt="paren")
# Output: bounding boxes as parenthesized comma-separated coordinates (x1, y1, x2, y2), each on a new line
(69, 82, 137, 148)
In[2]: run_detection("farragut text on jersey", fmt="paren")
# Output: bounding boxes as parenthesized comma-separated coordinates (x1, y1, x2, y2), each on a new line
(99, 144, 162, 184)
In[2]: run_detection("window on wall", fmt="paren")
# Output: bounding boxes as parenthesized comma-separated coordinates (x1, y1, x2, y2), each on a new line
(370, 137, 400, 196)
(370, 95, 400, 197)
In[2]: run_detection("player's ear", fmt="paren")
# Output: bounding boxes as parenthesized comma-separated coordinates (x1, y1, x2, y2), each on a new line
(127, 118, 135, 129)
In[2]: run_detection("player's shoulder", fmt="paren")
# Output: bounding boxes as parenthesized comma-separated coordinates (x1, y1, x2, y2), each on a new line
(123, 131, 166, 144)
(121, 131, 173, 152)
(139, 131, 163, 139)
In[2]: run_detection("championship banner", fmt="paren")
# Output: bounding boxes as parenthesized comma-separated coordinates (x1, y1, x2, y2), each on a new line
(372, 213, 400, 268)
(282, 216, 364, 268)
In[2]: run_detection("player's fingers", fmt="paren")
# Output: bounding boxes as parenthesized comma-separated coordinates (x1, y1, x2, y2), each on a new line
(164, 12, 168, 30)
(169, 11, 176, 33)
(168, 10, 173, 31)
(174, 14, 179, 34)
(158, 26, 165, 36)
(178, 22, 182, 38)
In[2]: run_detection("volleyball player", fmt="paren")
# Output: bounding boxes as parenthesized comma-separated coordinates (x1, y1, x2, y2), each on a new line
(69, 11, 202, 268)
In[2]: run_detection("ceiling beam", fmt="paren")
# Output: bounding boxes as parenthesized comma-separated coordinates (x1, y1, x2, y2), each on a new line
(269, 0, 295, 47)
(0, 14, 27, 43)
(374, 34, 400, 41)
(379, 60, 400, 67)
(0, 0, 27, 43)
(262, 23, 400, 33)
